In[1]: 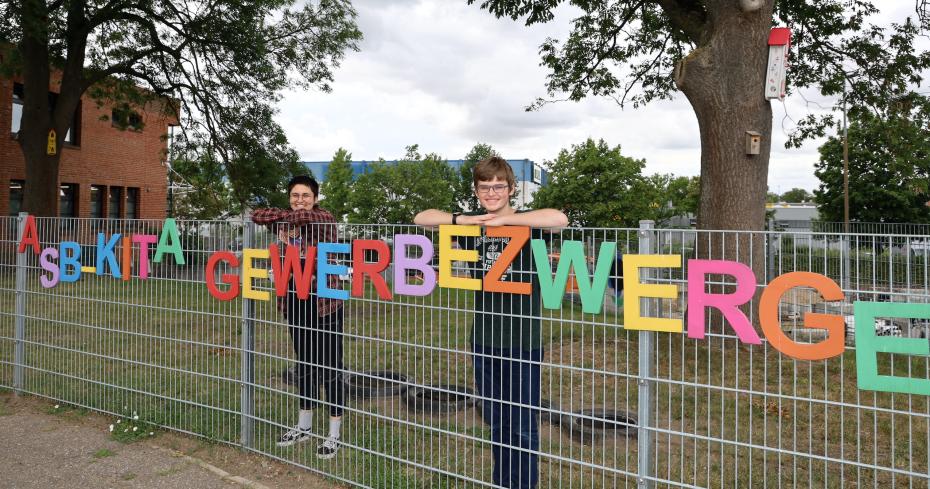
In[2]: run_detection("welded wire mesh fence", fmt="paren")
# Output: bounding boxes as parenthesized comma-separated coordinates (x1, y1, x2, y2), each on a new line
(0, 215, 927, 489)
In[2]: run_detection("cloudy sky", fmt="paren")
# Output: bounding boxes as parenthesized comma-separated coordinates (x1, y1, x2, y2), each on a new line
(276, 1, 920, 195)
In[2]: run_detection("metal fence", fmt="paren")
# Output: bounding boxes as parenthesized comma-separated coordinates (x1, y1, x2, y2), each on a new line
(0, 215, 928, 489)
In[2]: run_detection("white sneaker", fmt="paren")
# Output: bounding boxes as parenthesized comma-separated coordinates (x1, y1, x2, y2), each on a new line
(316, 436, 340, 459)
(276, 426, 312, 447)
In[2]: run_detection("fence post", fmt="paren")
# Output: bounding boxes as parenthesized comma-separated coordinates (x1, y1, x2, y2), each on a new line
(767, 218, 776, 283)
(240, 218, 255, 449)
(13, 212, 27, 394)
(637, 220, 655, 489)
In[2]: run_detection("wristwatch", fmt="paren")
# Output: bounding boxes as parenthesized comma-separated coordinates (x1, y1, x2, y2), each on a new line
(452, 213, 460, 225)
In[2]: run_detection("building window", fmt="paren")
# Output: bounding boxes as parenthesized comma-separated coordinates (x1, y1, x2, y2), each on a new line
(112, 106, 144, 131)
(11, 83, 80, 145)
(90, 185, 105, 218)
(60, 183, 78, 217)
(126, 187, 139, 219)
(9, 180, 24, 216)
(11, 84, 24, 134)
(108, 186, 122, 218)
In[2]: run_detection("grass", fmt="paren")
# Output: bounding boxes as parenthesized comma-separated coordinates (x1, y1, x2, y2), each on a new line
(93, 448, 116, 459)
(0, 270, 927, 488)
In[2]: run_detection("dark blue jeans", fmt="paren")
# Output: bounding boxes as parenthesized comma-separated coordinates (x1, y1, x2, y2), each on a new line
(473, 344, 542, 489)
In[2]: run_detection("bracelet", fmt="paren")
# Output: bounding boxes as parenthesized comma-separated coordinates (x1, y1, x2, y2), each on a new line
(452, 213, 460, 225)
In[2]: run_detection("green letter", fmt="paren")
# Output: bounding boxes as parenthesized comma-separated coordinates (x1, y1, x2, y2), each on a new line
(855, 301, 930, 395)
(532, 239, 616, 314)
(154, 218, 186, 265)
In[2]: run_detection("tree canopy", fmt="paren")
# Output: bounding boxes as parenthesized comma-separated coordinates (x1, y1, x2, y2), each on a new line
(348, 145, 456, 224)
(814, 113, 930, 224)
(321, 148, 354, 222)
(1, 0, 362, 215)
(531, 138, 657, 227)
(469, 0, 930, 231)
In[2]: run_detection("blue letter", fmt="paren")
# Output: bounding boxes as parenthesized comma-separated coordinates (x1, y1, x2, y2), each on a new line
(96, 233, 122, 279)
(60, 242, 82, 283)
(317, 242, 350, 300)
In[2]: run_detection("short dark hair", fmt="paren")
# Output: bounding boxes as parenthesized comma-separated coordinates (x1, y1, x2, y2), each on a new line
(473, 156, 515, 189)
(287, 175, 319, 197)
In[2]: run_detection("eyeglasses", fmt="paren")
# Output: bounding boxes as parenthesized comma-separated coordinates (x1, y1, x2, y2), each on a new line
(290, 193, 315, 201)
(475, 184, 510, 195)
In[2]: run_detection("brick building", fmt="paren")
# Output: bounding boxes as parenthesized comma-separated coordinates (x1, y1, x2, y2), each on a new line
(0, 73, 176, 220)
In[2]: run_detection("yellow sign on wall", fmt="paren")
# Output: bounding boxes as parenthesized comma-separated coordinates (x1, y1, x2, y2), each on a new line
(46, 129, 57, 156)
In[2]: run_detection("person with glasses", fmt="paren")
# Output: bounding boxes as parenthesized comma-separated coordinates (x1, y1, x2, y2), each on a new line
(251, 175, 346, 459)
(414, 157, 567, 489)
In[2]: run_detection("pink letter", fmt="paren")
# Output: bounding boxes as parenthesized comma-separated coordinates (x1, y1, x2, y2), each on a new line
(132, 234, 158, 279)
(687, 259, 761, 344)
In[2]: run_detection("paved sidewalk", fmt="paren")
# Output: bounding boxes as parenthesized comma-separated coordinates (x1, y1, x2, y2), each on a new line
(0, 393, 339, 489)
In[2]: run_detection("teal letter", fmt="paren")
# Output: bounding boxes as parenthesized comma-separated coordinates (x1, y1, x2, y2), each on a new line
(154, 218, 185, 265)
(532, 239, 617, 313)
(317, 242, 350, 301)
(855, 301, 930, 395)
(96, 233, 122, 278)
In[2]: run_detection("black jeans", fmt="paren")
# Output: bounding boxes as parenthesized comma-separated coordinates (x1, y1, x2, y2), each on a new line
(287, 298, 345, 417)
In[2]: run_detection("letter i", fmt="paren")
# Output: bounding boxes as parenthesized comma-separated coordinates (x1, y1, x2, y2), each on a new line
(122, 236, 132, 281)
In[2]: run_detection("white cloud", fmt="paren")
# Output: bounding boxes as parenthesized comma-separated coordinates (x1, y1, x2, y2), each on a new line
(277, 1, 923, 192)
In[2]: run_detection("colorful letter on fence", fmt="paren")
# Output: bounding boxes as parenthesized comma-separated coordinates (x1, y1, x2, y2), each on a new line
(133, 234, 157, 279)
(121, 236, 131, 281)
(96, 233, 122, 279)
(393, 234, 436, 297)
(205, 251, 240, 301)
(759, 272, 845, 360)
(352, 240, 392, 300)
(483, 227, 531, 295)
(533, 239, 617, 314)
(438, 225, 481, 290)
(59, 242, 82, 283)
(39, 247, 59, 288)
(622, 254, 682, 332)
(855, 301, 930, 396)
(686, 259, 761, 344)
(242, 248, 270, 301)
(154, 218, 185, 265)
(17, 215, 39, 254)
(270, 243, 315, 300)
(317, 242, 350, 300)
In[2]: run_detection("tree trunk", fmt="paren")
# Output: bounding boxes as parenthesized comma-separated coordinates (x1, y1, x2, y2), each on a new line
(17, 0, 85, 217)
(675, 3, 774, 333)
(677, 3, 773, 234)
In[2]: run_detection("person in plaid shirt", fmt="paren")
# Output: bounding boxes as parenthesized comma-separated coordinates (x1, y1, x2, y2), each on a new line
(251, 175, 346, 459)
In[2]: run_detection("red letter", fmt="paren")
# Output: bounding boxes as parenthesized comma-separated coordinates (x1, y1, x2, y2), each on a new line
(206, 251, 240, 301)
(269, 243, 316, 299)
(483, 226, 531, 295)
(760, 272, 845, 360)
(17, 215, 39, 254)
(352, 240, 392, 300)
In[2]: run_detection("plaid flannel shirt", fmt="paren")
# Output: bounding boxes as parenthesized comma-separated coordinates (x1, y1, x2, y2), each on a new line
(250, 206, 343, 318)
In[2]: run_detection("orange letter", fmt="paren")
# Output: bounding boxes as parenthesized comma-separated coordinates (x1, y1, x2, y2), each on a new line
(483, 226, 531, 295)
(759, 272, 845, 360)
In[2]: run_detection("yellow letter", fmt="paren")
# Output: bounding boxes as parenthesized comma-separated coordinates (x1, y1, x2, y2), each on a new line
(623, 254, 682, 332)
(438, 225, 481, 290)
(242, 248, 270, 301)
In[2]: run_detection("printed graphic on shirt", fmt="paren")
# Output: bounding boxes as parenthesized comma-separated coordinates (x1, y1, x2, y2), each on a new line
(477, 236, 512, 281)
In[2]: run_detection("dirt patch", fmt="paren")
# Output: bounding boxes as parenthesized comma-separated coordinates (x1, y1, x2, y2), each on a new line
(0, 392, 343, 489)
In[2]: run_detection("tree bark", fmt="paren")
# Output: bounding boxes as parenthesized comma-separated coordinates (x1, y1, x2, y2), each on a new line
(675, 2, 775, 332)
(17, 0, 86, 217)
(676, 2, 773, 234)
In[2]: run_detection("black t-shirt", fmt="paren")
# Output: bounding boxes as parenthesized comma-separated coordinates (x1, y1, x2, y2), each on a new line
(457, 211, 549, 351)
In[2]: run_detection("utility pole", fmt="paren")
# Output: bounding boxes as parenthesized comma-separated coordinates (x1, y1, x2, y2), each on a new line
(843, 83, 849, 234)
